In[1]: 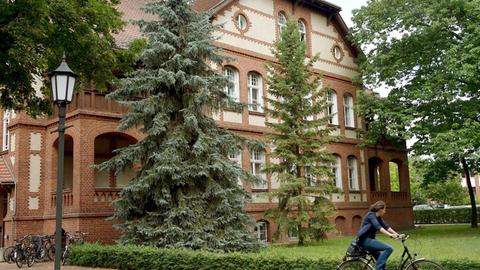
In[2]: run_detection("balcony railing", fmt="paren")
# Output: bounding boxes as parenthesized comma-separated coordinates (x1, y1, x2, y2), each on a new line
(93, 188, 121, 203)
(51, 90, 128, 117)
(51, 190, 73, 207)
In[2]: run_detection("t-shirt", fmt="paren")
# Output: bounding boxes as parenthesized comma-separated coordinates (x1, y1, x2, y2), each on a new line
(356, 211, 390, 240)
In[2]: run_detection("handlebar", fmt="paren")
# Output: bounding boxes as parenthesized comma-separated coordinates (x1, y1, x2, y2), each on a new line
(392, 234, 409, 241)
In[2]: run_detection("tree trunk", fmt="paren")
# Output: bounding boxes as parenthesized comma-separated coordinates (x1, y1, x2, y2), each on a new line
(460, 157, 478, 228)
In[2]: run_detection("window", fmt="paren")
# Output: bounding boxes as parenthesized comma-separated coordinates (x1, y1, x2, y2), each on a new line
(278, 12, 287, 35)
(348, 156, 359, 191)
(236, 14, 248, 30)
(255, 221, 268, 243)
(288, 226, 298, 240)
(343, 95, 354, 128)
(229, 151, 243, 186)
(333, 46, 343, 61)
(248, 72, 263, 112)
(305, 92, 313, 121)
(298, 20, 306, 42)
(224, 67, 240, 101)
(332, 155, 342, 190)
(305, 166, 317, 187)
(327, 91, 338, 125)
(250, 148, 267, 189)
(2, 111, 10, 151)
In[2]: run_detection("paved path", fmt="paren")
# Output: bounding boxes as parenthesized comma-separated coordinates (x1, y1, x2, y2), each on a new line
(0, 262, 115, 269)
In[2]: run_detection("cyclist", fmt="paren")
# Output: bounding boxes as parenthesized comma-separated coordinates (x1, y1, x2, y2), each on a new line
(356, 200, 400, 270)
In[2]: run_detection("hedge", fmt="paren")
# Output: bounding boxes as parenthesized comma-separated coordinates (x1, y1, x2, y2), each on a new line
(414, 207, 480, 224)
(69, 244, 479, 270)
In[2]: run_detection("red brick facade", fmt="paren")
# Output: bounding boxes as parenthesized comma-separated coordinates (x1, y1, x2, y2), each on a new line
(0, 0, 413, 246)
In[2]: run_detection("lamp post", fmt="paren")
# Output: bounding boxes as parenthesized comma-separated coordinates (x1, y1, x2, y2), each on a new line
(50, 53, 76, 270)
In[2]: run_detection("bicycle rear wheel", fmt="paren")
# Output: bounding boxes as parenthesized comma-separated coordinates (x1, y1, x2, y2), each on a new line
(337, 258, 374, 270)
(405, 259, 445, 270)
(3, 246, 14, 263)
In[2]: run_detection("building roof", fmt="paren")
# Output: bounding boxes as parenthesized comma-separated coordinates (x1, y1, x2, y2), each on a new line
(114, 0, 354, 54)
(0, 155, 14, 188)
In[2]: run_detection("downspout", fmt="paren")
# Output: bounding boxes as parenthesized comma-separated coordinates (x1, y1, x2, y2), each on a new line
(2, 155, 16, 242)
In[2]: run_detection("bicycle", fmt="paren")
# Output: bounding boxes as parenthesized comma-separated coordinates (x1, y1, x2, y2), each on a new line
(337, 234, 445, 270)
(13, 235, 35, 268)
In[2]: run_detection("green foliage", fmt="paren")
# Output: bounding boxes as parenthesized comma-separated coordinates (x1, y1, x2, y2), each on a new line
(97, 0, 260, 252)
(414, 208, 480, 224)
(263, 20, 337, 246)
(0, 0, 134, 116)
(351, 0, 480, 226)
(68, 243, 339, 270)
(426, 173, 467, 206)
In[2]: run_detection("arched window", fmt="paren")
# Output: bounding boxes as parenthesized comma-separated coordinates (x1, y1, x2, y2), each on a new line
(278, 11, 287, 35)
(298, 20, 306, 42)
(343, 94, 355, 128)
(332, 155, 342, 190)
(327, 91, 338, 125)
(248, 72, 263, 112)
(250, 148, 266, 189)
(347, 156, 359, 191)
(2, 111, 10, 151)
(224, 66, 240, 101)
(255, 220, 268, 243)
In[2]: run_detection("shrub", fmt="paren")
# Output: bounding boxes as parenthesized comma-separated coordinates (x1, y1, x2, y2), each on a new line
(414, 207, 480, 224)
(69, 244, 479, 270)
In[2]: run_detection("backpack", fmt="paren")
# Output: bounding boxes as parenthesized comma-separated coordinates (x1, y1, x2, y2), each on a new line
(346, 238, 365, 258)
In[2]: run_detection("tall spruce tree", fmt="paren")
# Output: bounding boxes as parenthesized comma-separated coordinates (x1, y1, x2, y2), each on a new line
(264, 20, 338, 246)
(98, 0, 260, 252)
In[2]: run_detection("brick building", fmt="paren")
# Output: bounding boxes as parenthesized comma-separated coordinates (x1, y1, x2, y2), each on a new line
(0, 0, 413, 246)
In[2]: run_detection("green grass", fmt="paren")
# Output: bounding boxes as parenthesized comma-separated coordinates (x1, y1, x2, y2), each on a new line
(260, 224, 480, 261)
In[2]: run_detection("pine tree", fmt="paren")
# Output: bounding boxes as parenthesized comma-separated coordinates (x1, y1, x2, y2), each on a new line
(98, 0, 260, 252)
(264, 20, 338, 246)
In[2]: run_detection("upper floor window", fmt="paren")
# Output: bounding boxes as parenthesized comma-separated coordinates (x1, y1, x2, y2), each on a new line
(2, 111, 10, 151)
(327, 91, 338, 125)
(248, 72, 263, 112)
(236, 14, 248, 31)
(348, 156, 359, 191)
(250, 148, 267, 189)
(332, 155, 342, 190)
(278, 11, 287, 35)
(229, 150, 243, 186)
(298, 20, 306, 42)
(343, 94, 355, 128)
(224, 67, 240, 101)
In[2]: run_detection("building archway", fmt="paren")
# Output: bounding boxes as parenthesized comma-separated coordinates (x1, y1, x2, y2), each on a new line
(53, 134, 74, 190)
(368, 157, 384, 191)
(94, 133, 138, 188)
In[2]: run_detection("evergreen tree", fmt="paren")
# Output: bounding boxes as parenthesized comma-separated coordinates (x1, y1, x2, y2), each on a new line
(264, 20, 338, 246)
(98, 0, 260, 252)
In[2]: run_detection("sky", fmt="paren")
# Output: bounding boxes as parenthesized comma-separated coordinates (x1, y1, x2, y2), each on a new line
(327, 0, 368, 28)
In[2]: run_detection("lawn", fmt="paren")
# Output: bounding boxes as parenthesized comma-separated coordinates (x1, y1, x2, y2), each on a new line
(260, 224, 480, 261)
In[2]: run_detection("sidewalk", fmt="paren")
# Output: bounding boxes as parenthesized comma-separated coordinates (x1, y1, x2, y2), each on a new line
(0, 262, 115, 269)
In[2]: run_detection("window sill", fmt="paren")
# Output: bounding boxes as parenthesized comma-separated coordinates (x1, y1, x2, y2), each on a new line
(249, 111, 265, 117)
(251, 188, 268, 192)
(345, 126, 357, 130)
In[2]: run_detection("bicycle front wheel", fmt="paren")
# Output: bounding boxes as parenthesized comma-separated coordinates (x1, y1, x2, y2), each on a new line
(405, 259, 445, 270)
(337, 258, 374, 270)
(3, 246, 14, 263)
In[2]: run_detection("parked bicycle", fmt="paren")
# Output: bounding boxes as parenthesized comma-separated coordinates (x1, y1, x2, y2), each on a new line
(337, 234, 445, 270)
(13, 235, 35, 268)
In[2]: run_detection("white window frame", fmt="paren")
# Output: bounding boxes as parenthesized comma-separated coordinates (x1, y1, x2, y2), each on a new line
(305, 92, 313, 121)
(2, 111, 10, 151)
(255, 221, 268, 243)
(278, 12, 287, 36)
(343, 95, 355, 128)
(224, 67, 240, 101)
(229, 151, 243, 186)
(332, 155, 342, 190)
(248, 72, 263, 112)
(250, 149, 267, 189)
(298, 20, 306, 42)
(348, 156, 359, 191)
(236, 14, 247, 30)
(327, 91, 339, 125)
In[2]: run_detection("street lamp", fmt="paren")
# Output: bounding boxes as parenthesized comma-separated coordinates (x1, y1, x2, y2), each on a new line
(50, 53, 76, 270)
